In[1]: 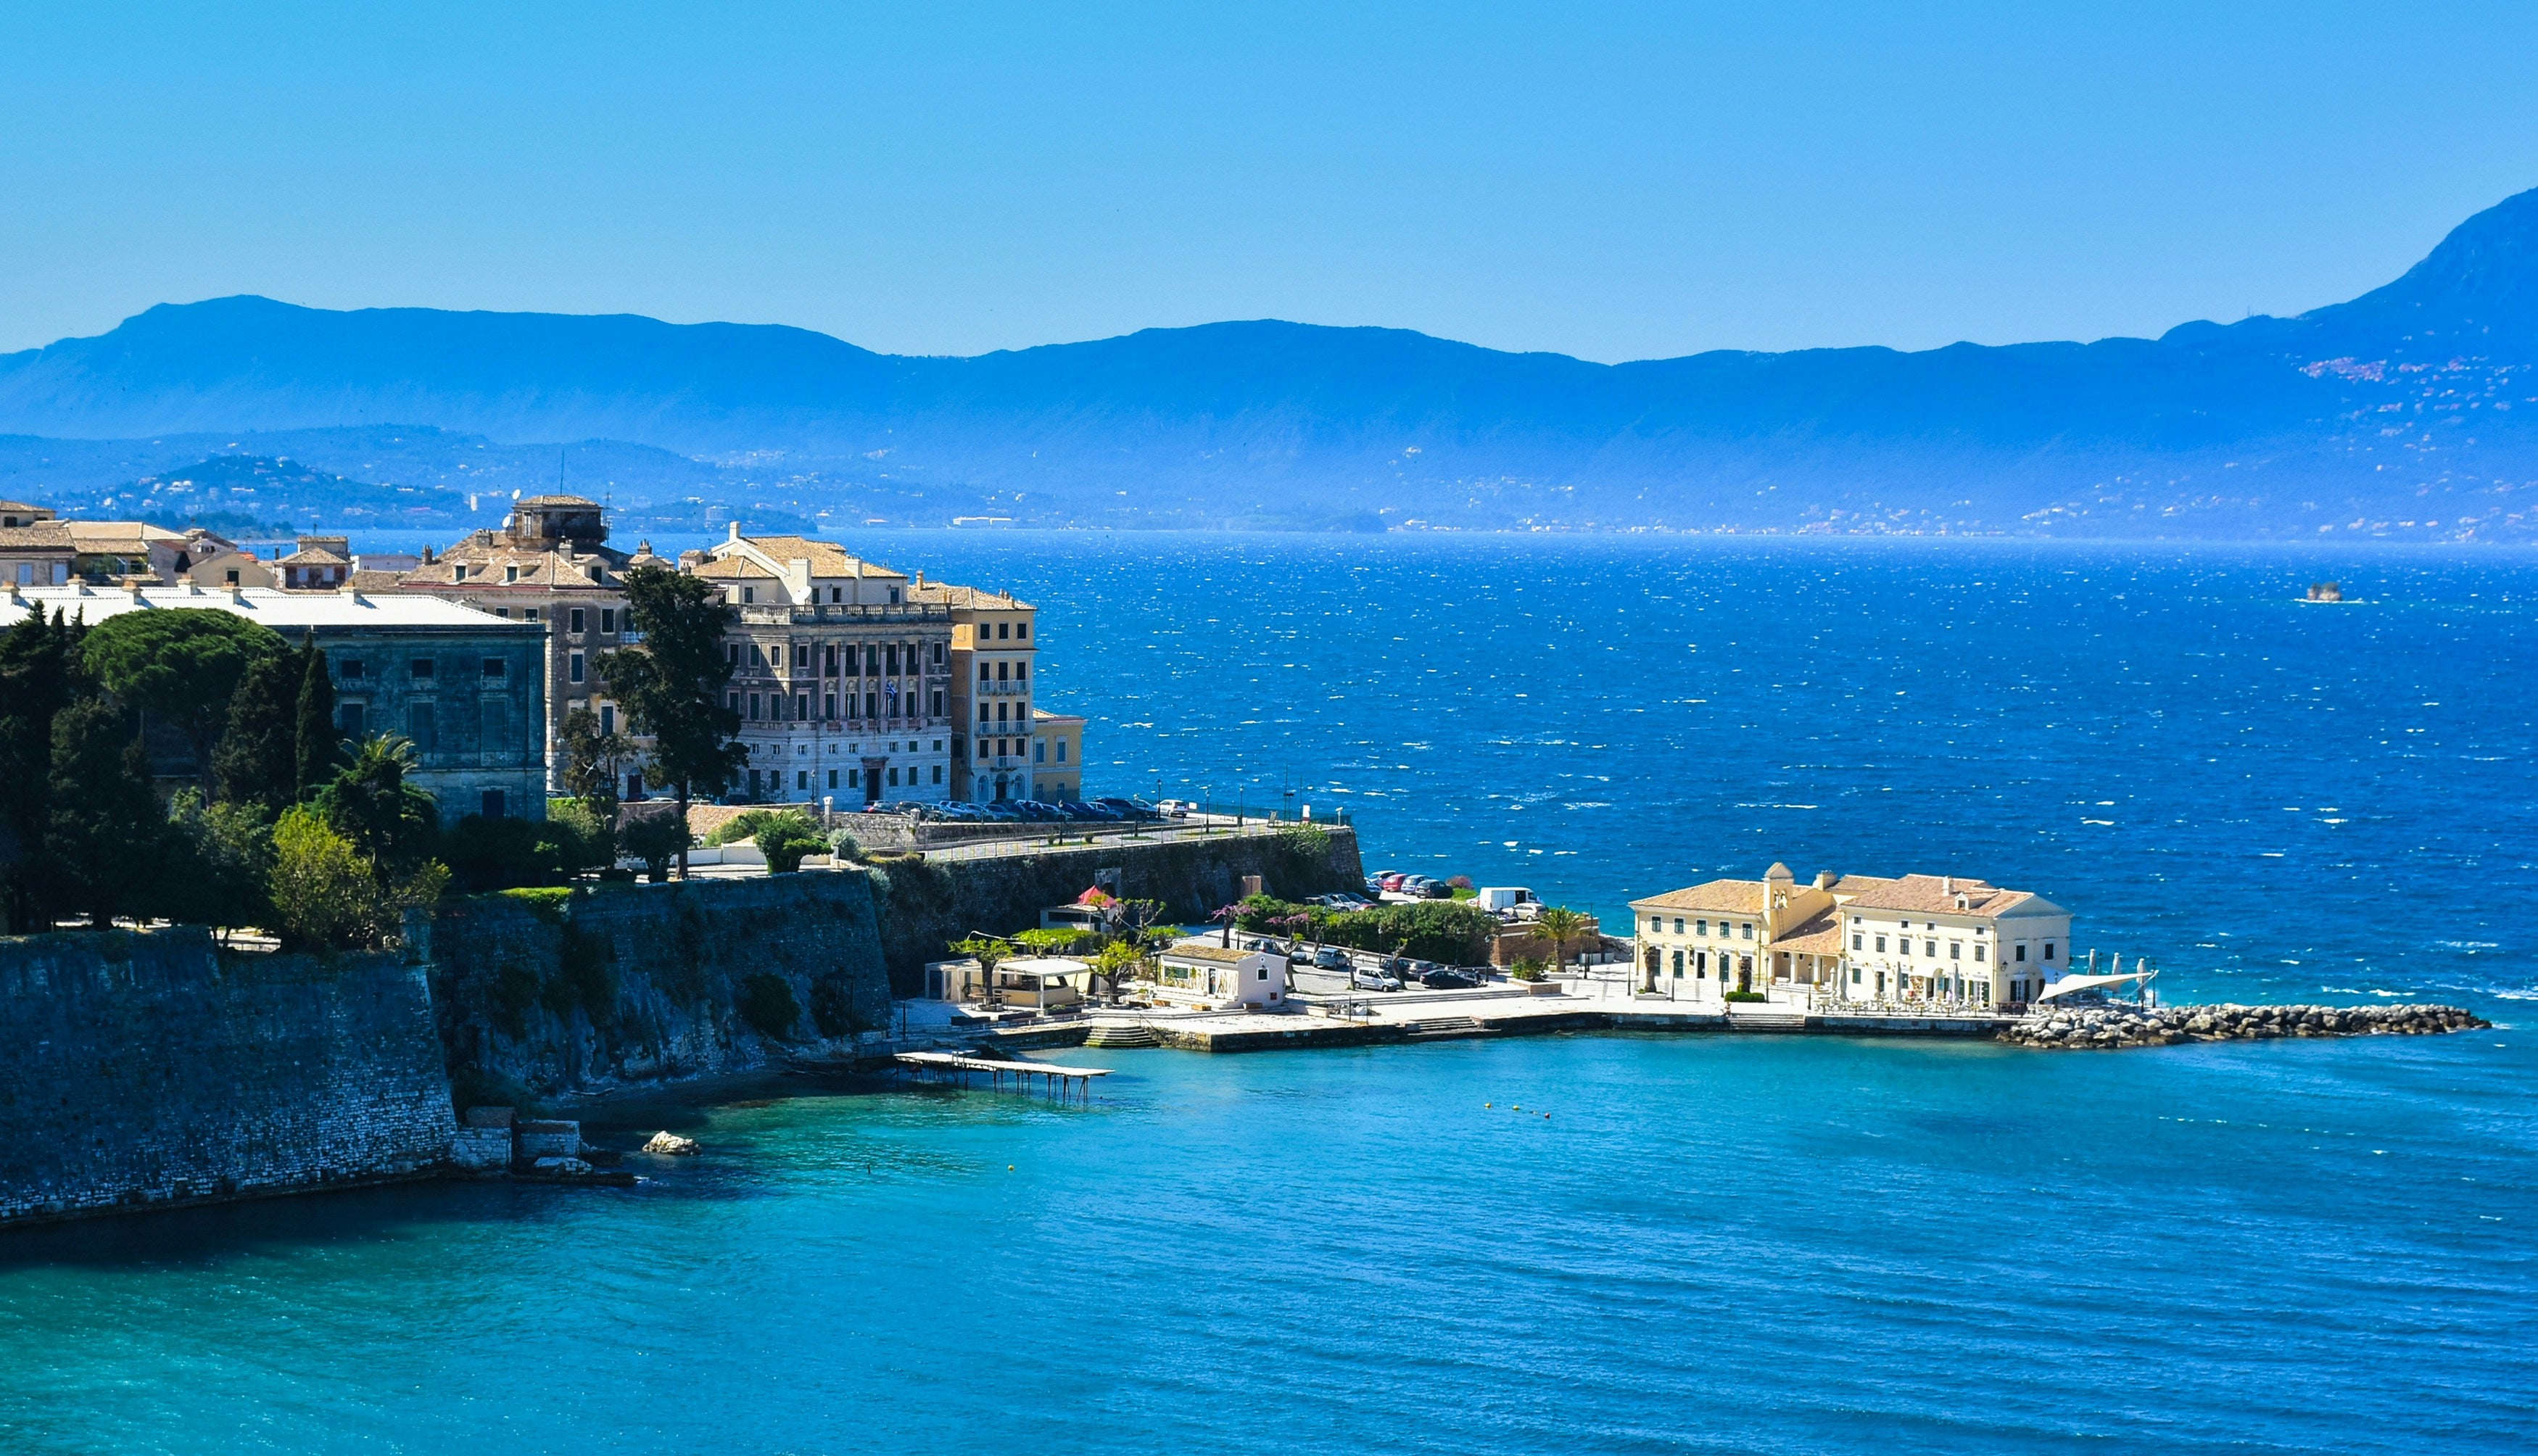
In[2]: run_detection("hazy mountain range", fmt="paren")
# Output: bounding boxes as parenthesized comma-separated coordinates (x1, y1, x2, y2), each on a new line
(4, 187, 2535, 539)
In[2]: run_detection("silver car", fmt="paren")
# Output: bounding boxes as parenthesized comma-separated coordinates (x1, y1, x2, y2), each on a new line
(1351, 967, 1403, 991)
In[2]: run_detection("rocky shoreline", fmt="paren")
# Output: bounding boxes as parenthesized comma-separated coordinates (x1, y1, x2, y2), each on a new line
(2001, 1001, 2487, 1050)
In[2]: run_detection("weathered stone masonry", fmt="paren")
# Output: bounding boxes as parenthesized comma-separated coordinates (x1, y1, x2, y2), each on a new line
(0, 929, 457, 1225)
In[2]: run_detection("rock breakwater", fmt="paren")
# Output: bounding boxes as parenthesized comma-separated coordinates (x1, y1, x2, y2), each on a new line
(2001, 1001, 2486, 1049)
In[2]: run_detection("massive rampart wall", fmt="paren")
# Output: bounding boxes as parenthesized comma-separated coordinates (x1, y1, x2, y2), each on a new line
(0, 929, 456, 1226)
(427, 871, 898, 1099)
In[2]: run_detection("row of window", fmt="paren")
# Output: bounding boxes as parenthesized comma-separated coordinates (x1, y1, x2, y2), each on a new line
(954, 736, 1065, 762)
(339, 657, 510, 682)
(977, 659, 1028, 682)
(334, 699, 517, 752)
(1848, 932, 2057, 963)
(1648, 915, 1756, 940)
(978, 620, 1030, 640)
(976, 699, 1030, 725)
(729, 640, 943, 674)
(732, 584, 906, 606)
(748, 764, 945, 793)
(1661, 950, 1753, 977)
(481, 605, 612, 632)
(729, 689, 947, 722)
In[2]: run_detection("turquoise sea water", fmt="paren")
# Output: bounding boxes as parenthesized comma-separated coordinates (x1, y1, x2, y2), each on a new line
(4, 536, 2535, 1452)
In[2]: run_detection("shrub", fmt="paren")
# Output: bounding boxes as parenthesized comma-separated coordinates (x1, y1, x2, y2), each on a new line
(621, 814, 693, 882)
(737, 972, 801, 1039)
(751, 810, 826, 874)
(825, 828, 863, 864)
(442, 814, 571, 893)
(1510, 954, 1547, 982)
(268, 806, 386, 950)
(706, 809, 779, 847)
(1236, 893, 1495, 964)
(1724, 991, 1771, 1003)
(1446, 874, 1473, 890)
(545, 797, 616, 876)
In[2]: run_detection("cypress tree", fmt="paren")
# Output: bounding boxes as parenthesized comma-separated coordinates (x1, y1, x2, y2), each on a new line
(216, 649, 304, 814)
(44, 696, 166, 930)
(0, 610, 81, 932)
(294, 635, 344, 801)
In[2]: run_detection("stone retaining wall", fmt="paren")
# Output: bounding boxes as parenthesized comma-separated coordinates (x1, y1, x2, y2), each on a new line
(0, 928, 456, 1227)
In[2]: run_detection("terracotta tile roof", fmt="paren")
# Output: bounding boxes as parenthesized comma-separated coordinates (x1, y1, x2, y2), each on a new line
(910, 579, 1033, 610)
(693, 555, 780, 579)
(348, 568, 408, 592)
(0, 523, 74, 549)
(278, 544, 351, 566)
(1823, 874, 1896, 897)
(1772, 906, 1846, 956)
(1631, 879, 1767, 914)
(1840, 874, 2040, 919)
(0, 500, 49, 516)
(724, 535, 905, 579)
(1161, 943, 1260, 964)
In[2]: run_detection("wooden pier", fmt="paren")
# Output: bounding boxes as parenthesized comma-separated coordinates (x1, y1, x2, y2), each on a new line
(893, 1051, 1112, 1103)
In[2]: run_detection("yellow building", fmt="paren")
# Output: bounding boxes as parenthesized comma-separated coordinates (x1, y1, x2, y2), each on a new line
(910, 580, 1042, 801)
(1629, 863, 1890, 1004)
(1030, 708, 1086, 801)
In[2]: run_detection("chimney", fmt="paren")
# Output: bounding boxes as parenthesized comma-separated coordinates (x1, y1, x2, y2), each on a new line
(1815, 870, 1835, 890)
(727, 521, 743, 542)
(1941, 874, 1953, 895)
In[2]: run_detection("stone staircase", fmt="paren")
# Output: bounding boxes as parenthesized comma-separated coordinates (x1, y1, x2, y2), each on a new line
(1405, 1015, 1489, 1038)
(1083, 1024, 1161, 1048)
(1726, 1007, 1809, 1032)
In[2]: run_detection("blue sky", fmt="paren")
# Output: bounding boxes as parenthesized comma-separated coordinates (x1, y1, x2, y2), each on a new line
(3, 3, 2534, 361)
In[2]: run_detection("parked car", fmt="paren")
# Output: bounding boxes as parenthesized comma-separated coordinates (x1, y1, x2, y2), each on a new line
(1418, 969, 1481, 990)
(1352, 967, 1403, 991)
(1311, 946, 1352, 969)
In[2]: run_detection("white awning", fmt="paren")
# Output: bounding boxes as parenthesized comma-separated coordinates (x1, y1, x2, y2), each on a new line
(2035, 969, 2154, 1003)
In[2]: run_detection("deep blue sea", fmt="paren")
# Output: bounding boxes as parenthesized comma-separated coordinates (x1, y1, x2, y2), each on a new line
(4, 534, 2534, 1453)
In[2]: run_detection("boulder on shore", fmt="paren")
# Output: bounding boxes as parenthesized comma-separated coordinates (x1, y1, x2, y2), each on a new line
(642, 1131, 701, 1156)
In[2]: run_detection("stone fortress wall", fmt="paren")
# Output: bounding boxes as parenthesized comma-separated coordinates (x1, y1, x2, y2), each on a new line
(0, 928, 456, 1225)
(0, 824, 1365, 1226)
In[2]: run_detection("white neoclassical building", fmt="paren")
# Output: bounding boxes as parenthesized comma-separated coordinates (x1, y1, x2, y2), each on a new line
(1833, 874, 2070, 1009)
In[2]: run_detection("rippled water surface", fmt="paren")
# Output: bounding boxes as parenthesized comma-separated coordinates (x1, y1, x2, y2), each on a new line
(3, 536, 2534, 1453)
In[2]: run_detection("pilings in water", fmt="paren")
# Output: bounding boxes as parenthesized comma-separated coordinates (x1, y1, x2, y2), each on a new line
(892, 1051, 1112, 1104)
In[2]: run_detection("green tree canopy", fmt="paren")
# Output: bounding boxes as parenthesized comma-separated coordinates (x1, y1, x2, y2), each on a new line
(558, 705, 636, 823)
(213, 647, 304, 814)
(0, 609, 83, 932)
(313, 734, 441, 884)
(294, 635, 344, 800)
(44, 695, 167, 930)
(596, 565, 741, 878)
(81, 609, 288, 798)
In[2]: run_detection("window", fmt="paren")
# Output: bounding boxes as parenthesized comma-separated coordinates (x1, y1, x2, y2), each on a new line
(827, 768, 838, 788)
(524, 608, 538, 624)
(601, 608, 616, 633)
(1740, 923, 1753, 940)
(452, 564, 467, 582)
(1671, 950, 1683, 977)
(569, 652, 584, 683)
(1851, 967, 1861, 984)
(1017, 621, 1028, 639)
(794, 644, 809, 669)
(1949, 943, 1962, 960)
(824, 645, 838, 674)
(727, 691, 740, 712)
(977, 661, 990, 682)
(930, 690, 943, 716)
(2015, 944, 2027, 961)
(865, 692, 877, 718)
(570, 608, 584, 634)
(2045, 942, 2057, 961)
(224, 568, 239, 585)
(931, 764, 943, 784)
(481, 657, 505, 679)
(1695, 919, 1706, 936)
(749, 693, 762, 721)
(977, 703, 989, 723)
(1874, 935, 1887, 953)
(742, 587, 755, 604)
(1672, 917, 1684, 934)
(339, 659, 366, 681)
(846, 769, 859, 787)
(887, 587, 899, 603)
(1852, 933, 1863, 950)
(825, 693, 837, 719)
(998, 621, 1010, 640)
(492, 608, 509, 618)
(932, 642, 944, 663)
(1035, 739, 1046, 762)
(410, 658, 434, 681)
(481, 789, 506, 820)
(888, 767, 900, 786)
(1056, 740, 1067, 763)
(1974, 944, 1986, 962)
(795, 694, 809, 721)
(600, 705, 614, 735)
(505, 565, 518, 583)
(480, 700, 508, 752)
(1925, 940, 1938, 958)
(1015, 661, 1027, 682)
(338, 702, 366, 735)
(408, 703, 436, 750)
(886, 644, 900, 673)
(797, 771, 809, 790)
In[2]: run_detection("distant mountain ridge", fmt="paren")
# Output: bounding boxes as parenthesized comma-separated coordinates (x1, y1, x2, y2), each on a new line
(4, 188, 2537, 537)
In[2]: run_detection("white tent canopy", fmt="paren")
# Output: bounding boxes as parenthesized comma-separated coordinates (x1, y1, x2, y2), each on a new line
(2035, 969, 2155, 1004)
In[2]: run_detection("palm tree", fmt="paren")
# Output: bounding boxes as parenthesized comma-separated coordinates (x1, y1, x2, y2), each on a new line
(1532, 906, 1592, 977)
